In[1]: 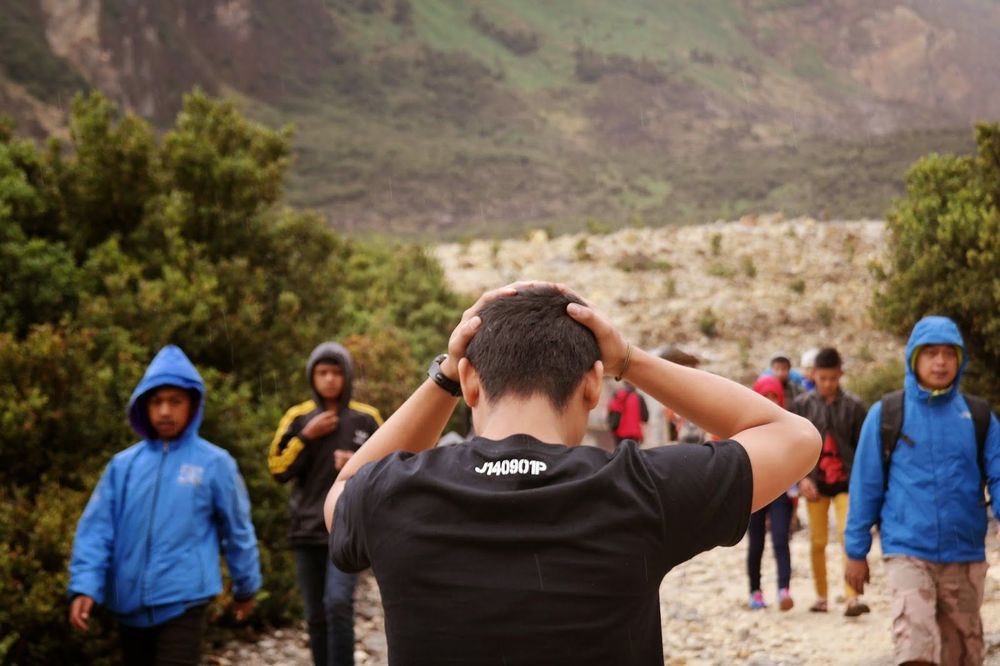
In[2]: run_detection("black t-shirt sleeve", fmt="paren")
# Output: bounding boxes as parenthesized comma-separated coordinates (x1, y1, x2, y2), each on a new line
(641, 440, 753, 564)
(329, 461, 377, 572)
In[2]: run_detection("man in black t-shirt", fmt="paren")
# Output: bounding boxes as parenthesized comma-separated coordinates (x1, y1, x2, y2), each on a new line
(324, 283, 821, 665)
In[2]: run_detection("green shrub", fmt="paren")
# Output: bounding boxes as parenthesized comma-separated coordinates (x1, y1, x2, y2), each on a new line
(706, 262, 734, 278)
(847, 360, 905, 408)
(0, 90, 462, 663)
(470, 9, 540, 56)
(874, 123, 1000, 405)
(816, 303, 834, 327)
(709, 232, 723, 257)
(698, 309, 718, 338)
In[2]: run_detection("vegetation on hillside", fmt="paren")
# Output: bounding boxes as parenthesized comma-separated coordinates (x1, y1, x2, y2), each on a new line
(0, 0, 88, 103)
(4, 0, 997, 236)
(0, 91, 461, 664)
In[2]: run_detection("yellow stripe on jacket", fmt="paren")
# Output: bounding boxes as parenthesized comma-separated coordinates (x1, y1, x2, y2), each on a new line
(268, 400, 383, 476)
(349, 400, 384, 426)
(268, 400, 316, 475)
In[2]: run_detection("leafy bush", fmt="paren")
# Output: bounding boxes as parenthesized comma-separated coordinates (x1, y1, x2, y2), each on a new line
(470, 9, 540, 56)
(698, 309, 719, 338)
(847, 360, 905, 408)
(874, 123, 1000, 405)
(573, 47, 667, 85)
(0, 90, 462, 663)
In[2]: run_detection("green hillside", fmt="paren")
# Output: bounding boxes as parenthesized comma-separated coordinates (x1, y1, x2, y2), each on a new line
(2, 0, 998, 236)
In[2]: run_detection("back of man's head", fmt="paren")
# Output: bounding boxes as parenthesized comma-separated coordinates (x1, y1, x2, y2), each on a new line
(464, 286, 600, 409)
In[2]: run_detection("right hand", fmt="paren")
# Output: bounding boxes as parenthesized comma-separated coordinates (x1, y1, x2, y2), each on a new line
(301, 410, 339, 439)
(798, 477, 819, 502)
(69, 595, 95, 632)
(845, 557, 870, 594)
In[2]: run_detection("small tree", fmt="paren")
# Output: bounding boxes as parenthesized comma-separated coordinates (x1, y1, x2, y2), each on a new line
(874, 123, 1000, 405)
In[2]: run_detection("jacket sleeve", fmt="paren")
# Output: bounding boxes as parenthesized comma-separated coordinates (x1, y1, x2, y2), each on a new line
(68, 462, 118, 604)
(845, 402, 885, 560)
(268, 405, 313, 482)
(984, 414, 1000, 522)
(212, 454, 262, 601)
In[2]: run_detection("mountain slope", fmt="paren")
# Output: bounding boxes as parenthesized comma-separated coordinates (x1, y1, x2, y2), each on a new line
(3, 0, 999, 236)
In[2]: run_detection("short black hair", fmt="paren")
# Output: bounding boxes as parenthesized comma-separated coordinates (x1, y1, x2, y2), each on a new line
(464, 286, 600, 409)
(814, 347, 842, 369)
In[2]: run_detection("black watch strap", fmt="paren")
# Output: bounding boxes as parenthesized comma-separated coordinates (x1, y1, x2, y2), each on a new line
(428, 354, 462, 397)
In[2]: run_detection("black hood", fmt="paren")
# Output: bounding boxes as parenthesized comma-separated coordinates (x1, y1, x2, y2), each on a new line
(307, 341, 353, 412)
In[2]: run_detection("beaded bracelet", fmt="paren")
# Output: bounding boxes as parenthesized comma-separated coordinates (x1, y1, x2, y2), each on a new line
(614, 343, 633, 381)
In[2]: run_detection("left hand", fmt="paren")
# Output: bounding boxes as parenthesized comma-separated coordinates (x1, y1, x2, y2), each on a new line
(333, 449, 354, 470)
(232, 597, 255, 622)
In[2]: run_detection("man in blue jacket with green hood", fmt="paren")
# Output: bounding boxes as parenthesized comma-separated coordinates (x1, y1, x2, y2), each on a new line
(845, 316, 1000, 666)
(68, 345, 262, 665)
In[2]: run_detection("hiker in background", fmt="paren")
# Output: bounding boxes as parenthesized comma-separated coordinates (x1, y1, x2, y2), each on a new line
(800, 348, 819, 392)
(791, 347, 870, 616)
(607, 381, 649, 445)
(268, 343, 382, 666)
(768, 352, 804, 404)
(746, 376, 796, 611)
(845, 316, 1000, 665)
(68, 346, 261, 665)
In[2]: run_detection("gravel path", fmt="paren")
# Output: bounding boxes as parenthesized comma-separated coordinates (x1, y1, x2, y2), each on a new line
(209, 509, 1000, 665)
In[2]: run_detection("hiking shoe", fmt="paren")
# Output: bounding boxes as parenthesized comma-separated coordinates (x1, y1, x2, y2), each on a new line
(844, 600, 871, 617)
(778, 587, 794, 611)
(809, 598, 828, 613)
(749, 590, 767, 610)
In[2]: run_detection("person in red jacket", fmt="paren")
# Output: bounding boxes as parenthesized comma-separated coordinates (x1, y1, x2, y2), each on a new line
(607, 382, 649, 445)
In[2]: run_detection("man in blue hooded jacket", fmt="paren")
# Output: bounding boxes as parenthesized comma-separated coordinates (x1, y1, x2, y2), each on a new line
(68, 345, 262, 665)
(844, 316, 1000, 666)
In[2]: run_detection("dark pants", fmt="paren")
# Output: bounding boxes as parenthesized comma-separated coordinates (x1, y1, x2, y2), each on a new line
(294, 544, 359, 666)
(119, 604, 207, 666)
(747, 493, 793, 592)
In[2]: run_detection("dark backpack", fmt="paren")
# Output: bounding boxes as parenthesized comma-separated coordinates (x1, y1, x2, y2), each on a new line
(879, 389, 993, 496)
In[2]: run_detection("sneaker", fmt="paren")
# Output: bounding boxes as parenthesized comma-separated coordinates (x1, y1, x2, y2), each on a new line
(809, 598, 828, 613)
(778, 587, 794, 611)
(749, 590, 767, 610)
(844, 600, 871, 617)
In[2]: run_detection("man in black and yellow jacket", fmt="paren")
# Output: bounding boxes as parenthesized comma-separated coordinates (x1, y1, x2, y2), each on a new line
(269, 342, 381, 666)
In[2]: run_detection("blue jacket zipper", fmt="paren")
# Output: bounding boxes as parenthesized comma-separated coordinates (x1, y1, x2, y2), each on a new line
(141, 441, 169, 610)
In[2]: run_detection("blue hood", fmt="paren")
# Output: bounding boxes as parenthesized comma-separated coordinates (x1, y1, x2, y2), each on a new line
(127, 345, 205, 441)
(903, 316, 967, 400)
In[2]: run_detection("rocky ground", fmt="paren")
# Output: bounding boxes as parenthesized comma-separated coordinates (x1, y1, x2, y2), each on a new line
(209, 507, 1000, 665)
(433, 215, 904, 385)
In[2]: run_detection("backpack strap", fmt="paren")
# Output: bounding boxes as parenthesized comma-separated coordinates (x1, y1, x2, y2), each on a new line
(963, 393, 993, 489)
(879, 390, 905, 492)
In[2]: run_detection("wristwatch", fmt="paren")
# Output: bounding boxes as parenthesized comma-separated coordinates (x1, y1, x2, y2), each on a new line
(428, 354, 462, 397)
